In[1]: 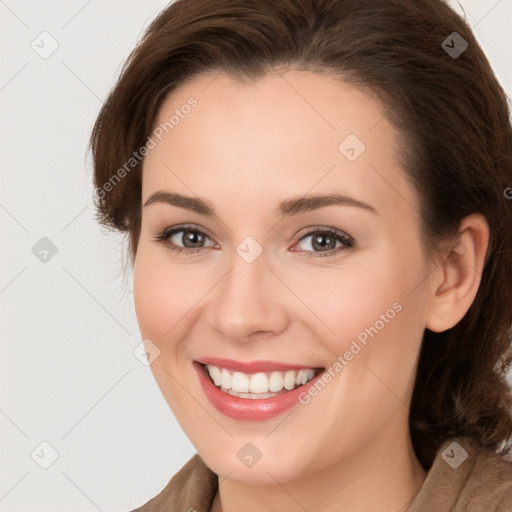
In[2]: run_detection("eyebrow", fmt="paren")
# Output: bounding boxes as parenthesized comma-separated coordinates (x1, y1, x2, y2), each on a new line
(143, 191, 378, 217)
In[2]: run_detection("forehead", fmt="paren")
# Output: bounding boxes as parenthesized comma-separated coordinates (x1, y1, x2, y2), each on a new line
(141, 70, 417, 222)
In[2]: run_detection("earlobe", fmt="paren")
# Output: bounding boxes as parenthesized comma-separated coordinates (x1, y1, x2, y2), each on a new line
(425, 214, 490, 333)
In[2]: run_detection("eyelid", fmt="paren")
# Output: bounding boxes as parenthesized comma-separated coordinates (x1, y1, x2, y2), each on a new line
(295, 225, 354, 243)
(156, 223, 215, 242)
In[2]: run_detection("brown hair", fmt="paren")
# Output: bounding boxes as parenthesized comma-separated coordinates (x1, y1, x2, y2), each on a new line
(89, 0, 512, 469)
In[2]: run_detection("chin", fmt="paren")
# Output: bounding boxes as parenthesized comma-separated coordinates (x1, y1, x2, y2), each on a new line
(195, 439, 314, 484)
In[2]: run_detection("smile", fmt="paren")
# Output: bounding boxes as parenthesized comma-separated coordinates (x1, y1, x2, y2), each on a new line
(194, 359, 326, 421)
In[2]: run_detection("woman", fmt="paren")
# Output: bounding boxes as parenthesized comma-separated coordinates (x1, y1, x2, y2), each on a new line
(89, 0, 512, 510)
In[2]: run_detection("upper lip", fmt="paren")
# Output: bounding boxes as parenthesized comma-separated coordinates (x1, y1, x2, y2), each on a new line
(195, 357, 323, 373)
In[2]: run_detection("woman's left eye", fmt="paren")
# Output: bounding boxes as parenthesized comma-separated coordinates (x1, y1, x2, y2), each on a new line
(293, 227, 354, 258)
(153, 225, 354, 258)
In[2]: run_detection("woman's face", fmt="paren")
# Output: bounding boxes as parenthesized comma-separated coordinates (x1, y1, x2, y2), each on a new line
(133, 70, 435, 483)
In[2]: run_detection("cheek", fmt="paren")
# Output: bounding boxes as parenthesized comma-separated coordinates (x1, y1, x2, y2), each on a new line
(297, 248, 427, 414)
(132, 245, 190, 344)
(132, 248, 196, 410)
(132, 242, 223, 368)
(288, 255, 419, 357)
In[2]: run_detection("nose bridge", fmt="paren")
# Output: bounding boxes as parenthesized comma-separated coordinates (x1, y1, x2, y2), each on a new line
(208, 244, 288, 341)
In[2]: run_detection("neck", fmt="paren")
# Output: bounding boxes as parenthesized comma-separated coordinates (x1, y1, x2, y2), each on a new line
(211, 426, 427, 512)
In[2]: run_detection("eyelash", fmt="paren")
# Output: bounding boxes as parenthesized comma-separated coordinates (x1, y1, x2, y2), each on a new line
(153, 224, 355, 258)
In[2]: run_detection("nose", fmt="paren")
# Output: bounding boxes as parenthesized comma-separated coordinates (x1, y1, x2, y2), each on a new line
(207, 250, 289, 343)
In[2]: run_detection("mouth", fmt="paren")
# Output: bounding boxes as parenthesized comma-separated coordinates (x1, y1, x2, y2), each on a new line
(199, 362, 324, 399)
(193, 359, 327, 421)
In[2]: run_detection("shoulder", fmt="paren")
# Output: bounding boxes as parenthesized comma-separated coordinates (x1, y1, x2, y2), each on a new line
(463, 438, 512, 511)
(128, 453, 218, 512)
(409, 436, 512, 512)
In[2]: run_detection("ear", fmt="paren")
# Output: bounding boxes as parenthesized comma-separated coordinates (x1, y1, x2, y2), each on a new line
(425, 213, 490, 333)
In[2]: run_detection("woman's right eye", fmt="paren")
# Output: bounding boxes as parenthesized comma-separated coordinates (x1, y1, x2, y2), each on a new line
(153, 226, 217, 255)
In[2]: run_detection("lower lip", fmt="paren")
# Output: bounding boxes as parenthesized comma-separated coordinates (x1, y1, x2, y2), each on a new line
(194, 362, 325, 421)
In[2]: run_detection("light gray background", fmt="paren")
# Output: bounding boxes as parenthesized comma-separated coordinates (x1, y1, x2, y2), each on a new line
(1, 1, 511, 511)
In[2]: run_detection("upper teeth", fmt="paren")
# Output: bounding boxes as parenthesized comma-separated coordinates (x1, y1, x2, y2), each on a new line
(205, 365, 316, 393)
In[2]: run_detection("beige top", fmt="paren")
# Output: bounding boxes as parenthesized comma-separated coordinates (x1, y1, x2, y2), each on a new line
(130, 436, 512, 511)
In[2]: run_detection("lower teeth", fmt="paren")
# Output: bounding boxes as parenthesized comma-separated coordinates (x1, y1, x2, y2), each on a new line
(220, 387, 292, 399)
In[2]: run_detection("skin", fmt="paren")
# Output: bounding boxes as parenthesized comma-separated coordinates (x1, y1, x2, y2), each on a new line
(132, 69, 489, 512)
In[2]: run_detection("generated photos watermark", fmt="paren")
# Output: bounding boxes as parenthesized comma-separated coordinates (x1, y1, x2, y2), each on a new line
(298, 301, 403, 405)
(94, 96, 198, 201)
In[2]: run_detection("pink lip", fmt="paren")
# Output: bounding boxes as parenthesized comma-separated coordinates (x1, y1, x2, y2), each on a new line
(193, 361, 325, 421)
(195, 357, 319, 373)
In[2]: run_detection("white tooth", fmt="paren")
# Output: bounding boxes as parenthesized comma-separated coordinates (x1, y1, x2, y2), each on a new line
(215, 367, 317, 395)
(296, 369, 305, 386)
(268, 371, 284, 392)
(226, 389, 278, 399)
(207, 365, 222, 386)
(249, 372, 269, 393)
(221, 368, 232, 389)
(284, 370, 296, 390)
(305, 369, 316, 382)
(231, 372, 250, 393)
